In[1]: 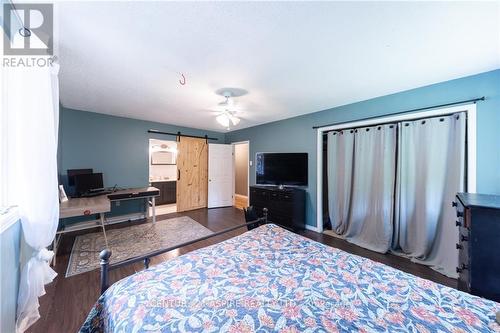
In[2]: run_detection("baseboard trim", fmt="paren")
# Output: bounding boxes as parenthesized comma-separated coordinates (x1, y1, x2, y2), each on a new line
(305, 224, 320, 233)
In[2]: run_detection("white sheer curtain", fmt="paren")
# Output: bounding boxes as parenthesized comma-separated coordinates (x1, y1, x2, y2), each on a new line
(327, 124, 397, 253)
(393, 113, 465, 277)
(3, 60, 60, 332)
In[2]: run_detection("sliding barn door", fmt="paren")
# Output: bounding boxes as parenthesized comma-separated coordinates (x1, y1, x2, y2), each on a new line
(176, 137, 208, 212)
(208, 144, 234, 208)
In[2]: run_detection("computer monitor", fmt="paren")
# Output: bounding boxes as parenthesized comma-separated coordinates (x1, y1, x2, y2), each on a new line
(74, 173, 104, 196)
(67, 169, 93, 186)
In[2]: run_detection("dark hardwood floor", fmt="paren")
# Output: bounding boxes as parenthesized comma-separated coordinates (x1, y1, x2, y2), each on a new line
(28, 207, 456, 333)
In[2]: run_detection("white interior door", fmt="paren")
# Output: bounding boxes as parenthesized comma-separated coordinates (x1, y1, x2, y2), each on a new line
(208, 143, 234, 208)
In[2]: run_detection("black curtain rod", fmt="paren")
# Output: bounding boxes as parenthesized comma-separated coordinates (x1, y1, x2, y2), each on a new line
(320, 112, 466, 136)
(312, 96, 485, 130)
(148, 129, 218, 141)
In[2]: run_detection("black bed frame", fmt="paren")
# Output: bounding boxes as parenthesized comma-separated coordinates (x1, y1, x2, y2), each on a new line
(99, 208, 268, 295)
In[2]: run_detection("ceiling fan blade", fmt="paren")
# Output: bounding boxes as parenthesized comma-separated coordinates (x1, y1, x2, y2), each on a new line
(203, 107, 224, 114)
(230, 115, 240, 126)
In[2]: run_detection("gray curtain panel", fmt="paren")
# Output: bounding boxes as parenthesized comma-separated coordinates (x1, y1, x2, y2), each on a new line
(327, 130, 354, 235)
(327, 125, 397, 253)
(344, 124, 397, 253)
(393, 113, 466, 278)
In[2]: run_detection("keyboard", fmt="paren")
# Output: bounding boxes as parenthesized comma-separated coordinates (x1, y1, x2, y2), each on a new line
(80, 190, 112, 198)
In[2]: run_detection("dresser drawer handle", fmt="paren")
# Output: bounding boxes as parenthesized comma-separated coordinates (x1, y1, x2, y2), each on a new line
(456, 211, 464, 218)
(461, 235, 469, 242)
(456, 243, 462, 250)
(452, 201, 457, 207)
(455, 220, 462, 227)
(456, 264, 468, 273)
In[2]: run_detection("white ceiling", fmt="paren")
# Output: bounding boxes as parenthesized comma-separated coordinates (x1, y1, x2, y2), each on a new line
(56, 1, 500, 132)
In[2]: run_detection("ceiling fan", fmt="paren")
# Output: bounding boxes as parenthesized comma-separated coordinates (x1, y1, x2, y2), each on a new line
(216, 93, 240, 130)
(213, 88, 248, 130)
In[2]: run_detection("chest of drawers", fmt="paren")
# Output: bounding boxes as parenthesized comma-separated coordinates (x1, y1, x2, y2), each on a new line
(454, 192, 500, 301)
(249, 186, 305, 231)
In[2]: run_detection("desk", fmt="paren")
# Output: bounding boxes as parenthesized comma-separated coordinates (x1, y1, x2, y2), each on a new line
(59, 195, 110, 219)
(53, 187, 159, 265)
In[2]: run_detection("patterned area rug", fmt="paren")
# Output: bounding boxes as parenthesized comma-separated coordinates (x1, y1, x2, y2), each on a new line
(65, 216, 213, 277)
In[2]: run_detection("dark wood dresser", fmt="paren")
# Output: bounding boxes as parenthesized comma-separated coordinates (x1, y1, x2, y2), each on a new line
(454, 192, 500, 302)
(249, 185, 305, 231)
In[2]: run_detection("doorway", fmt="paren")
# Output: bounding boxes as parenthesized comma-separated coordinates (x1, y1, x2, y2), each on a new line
(232, 141, 249, 209)
(149, 139, 178, 215)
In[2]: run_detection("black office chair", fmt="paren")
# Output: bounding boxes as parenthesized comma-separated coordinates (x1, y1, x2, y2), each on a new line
(244, 206, 260, 231)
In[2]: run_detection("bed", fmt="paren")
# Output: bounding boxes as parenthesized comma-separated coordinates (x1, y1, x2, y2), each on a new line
(80, 224, 500, 332)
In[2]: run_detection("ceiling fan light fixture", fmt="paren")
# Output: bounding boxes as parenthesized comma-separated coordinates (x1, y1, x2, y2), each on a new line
(213, 88, 247, 129)
(230, 115, 240, 126)
(216, 114, 230, 127)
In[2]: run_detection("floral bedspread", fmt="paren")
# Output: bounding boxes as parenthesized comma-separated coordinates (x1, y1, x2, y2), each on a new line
(80, 224, 499, 332)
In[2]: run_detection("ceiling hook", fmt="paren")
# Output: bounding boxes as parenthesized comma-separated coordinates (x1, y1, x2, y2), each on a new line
(179, 73, 186, 86)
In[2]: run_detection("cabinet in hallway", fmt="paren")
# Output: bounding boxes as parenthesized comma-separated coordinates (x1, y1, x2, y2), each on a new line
(150, 181, 177, 205)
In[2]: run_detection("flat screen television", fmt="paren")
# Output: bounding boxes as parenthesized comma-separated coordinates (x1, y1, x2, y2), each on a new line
(74, 173, 104, 196)
(256, 153, 308, 186)
(67, 168, 93, 186)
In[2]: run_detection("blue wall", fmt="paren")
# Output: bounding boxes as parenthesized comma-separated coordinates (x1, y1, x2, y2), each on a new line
(59, 107, 225, 188)
(59, 70, 499, 228)
(0, 220, 21, 333)
(58, 108, 226, 220)
(226, 69, 500, 228)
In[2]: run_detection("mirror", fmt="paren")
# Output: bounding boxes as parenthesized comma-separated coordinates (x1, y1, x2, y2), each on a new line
(151, 151, 176, 165)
